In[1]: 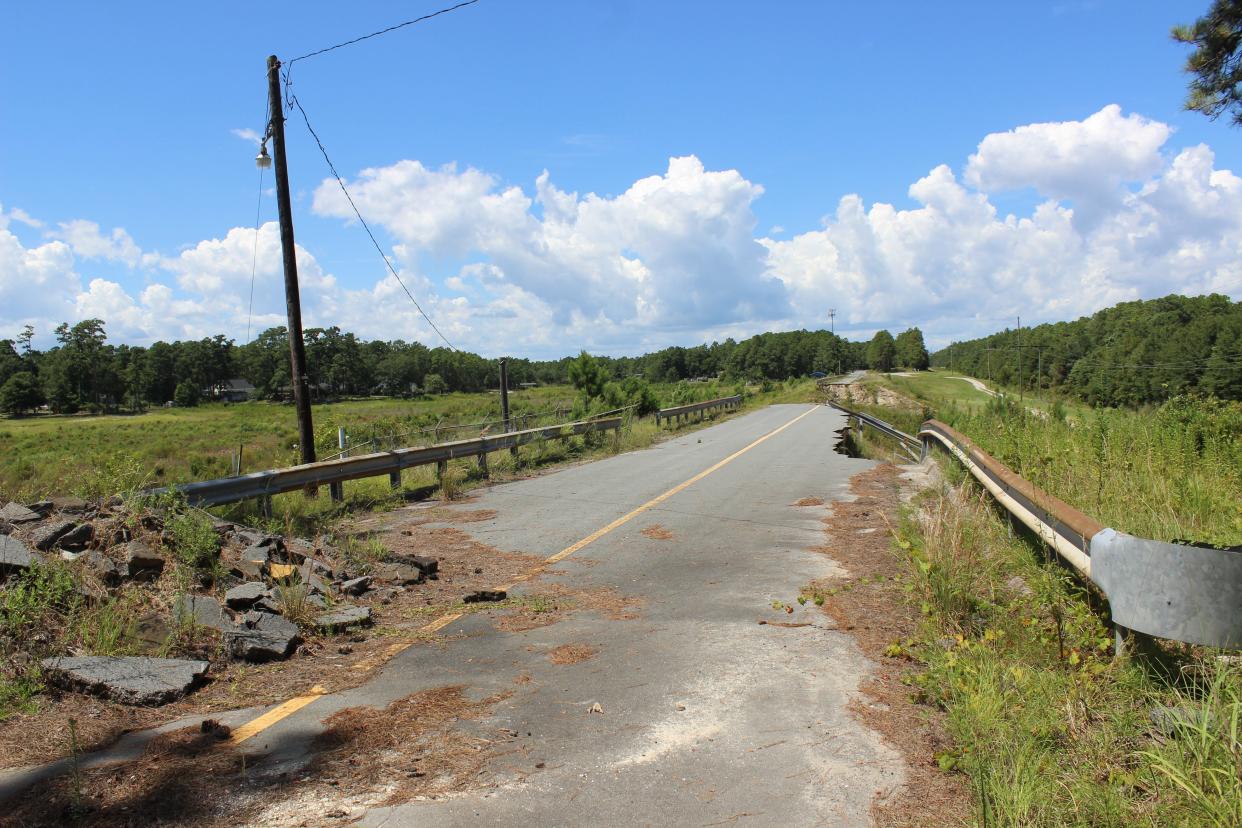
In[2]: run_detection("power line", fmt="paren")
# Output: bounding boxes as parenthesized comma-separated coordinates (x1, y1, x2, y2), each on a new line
(245, 161, 265, 342)
(284, 84, 457, 350)
(287, 0, 481, 65)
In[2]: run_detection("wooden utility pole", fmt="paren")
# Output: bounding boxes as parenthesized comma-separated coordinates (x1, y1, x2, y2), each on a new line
(1016, 315, 1023, 403)
(499, 357, 511, 431)
(267, 55, 316, 470)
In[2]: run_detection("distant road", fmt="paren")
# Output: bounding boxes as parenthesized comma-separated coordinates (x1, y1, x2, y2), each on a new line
(954, 375, 997, 397)
(826, 369, 866, 385)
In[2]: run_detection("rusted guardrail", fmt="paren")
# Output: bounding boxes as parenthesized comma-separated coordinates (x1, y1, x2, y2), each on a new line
(918, 419, 1242, 652)
(827, 402, 922, 462)
(827, 402, 1242, 652)
(145, 417, 622, 508)
(655, 395, 742, 426)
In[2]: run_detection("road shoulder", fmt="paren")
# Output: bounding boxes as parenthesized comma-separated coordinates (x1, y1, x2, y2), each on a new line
(811, 461, 970, 827)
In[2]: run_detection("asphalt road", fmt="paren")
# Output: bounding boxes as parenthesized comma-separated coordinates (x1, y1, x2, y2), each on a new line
(0, 403, 905, 824)
(233, 403, 905, 826)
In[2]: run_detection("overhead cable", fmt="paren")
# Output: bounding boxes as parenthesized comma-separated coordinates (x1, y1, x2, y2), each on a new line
(287, 0, 480, 65)
(284, 85, 457, 350)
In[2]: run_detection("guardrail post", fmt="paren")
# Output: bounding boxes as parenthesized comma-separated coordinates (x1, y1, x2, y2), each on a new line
(258, 494, 272, 519)
(477, 450, 489, 479)
(920, 437, 929, 463)
(436, 460, 448, 483)
(330, 427, 347, 502)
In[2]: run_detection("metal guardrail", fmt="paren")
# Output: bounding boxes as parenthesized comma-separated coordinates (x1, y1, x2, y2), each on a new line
(146, 417, 622, 508)
(655, 395, 742, 426)
(827, 402, 922, 461)
(918, 419, 1242, 651)
(830, 403, 1242, 651)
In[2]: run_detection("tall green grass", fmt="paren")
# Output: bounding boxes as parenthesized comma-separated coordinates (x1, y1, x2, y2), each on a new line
(899, 474, 1242, 827)
(943, 395, 1242, 547)
(856, 372, 1242, 547)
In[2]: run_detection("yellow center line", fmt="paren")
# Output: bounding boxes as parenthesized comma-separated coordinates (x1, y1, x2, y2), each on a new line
(543, 405, 817, 564)
(230, 685, 326, 744)
(228, 404, 818, 745)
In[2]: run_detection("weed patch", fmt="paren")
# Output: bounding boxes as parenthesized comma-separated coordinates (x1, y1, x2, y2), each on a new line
(896, 468, 1242, 826)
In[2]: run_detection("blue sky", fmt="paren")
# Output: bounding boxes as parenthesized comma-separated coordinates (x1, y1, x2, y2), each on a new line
(2, 1, 1239, 356)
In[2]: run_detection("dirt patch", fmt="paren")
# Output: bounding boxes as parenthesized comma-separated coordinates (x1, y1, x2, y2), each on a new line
(4, 686, 513, 827)
(405, 505, 499, 526)
(0, 691, 167, 771)
(820, 382, 922, 412)
(813, 463, 969, 828)
(495, 583, 642, 633)
(794, 496, 824, 507)
(547, 643, 598, 665)
(298, 685, 511, 810)
(640, 524, 674, 540)
(4, 723, 255, 826)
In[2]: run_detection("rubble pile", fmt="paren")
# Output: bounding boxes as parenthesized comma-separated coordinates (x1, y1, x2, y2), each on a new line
(0, 497, 438, 707)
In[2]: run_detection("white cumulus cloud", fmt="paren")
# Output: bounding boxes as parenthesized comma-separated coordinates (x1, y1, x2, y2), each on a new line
(2, 105, 1240, 354)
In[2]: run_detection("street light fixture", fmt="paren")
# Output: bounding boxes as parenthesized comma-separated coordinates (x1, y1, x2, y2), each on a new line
(255, 143, 272, 169)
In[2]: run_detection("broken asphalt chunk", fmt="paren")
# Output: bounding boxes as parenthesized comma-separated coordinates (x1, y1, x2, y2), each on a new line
(340, 575, 371, 596)
(0, 535, 43, 575)
(58, 522, 95, 551)
(40, 656, 209, 706)
(173, 594, 233, 633)
(224, 581, 267, 610)
(315, 605, 372, 631)
(124, 540, 165, 581)
(0, 502, 42, 524)
(224, 611, 300, 662)
(80, 549, 121, 586)
(32, 520, 76, 551)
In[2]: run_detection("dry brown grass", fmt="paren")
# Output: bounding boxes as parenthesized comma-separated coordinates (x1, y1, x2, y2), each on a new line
(794, 496, 825, 507)
(308, 685, 511, 806)
(547, 643, 598, 665)
(495, 584, 642, 632)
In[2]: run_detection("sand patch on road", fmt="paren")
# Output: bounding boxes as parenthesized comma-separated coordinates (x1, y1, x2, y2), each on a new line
(641, 524, 674, 540)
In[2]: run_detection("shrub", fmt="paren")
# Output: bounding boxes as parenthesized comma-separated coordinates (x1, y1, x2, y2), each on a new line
(164, 509, 222, 582)
(173, 380, 200, 408)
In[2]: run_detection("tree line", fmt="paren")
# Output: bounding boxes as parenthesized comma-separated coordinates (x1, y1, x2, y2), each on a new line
(0, 319, 929, 416)
(932, 293, 1242, 406)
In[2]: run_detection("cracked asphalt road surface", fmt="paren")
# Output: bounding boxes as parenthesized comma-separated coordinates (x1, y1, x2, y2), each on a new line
(305, 403, 904, 825)
(7, 404, 909, 826)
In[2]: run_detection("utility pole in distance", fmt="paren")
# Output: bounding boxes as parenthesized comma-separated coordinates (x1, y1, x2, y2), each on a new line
(499, 357, 511, 432)
(266, 54, 316, 470)
(828, 308, 836, 336)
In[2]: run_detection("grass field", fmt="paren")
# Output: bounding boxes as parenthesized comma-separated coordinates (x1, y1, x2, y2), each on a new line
(0, 378, 817, 529)
(0, 385, 580, 502)
(879, 370, 997, 410)
(854, 371, 1242, 547)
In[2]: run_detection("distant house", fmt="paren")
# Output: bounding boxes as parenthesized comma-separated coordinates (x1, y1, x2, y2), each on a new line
(216, 378, 256, 402)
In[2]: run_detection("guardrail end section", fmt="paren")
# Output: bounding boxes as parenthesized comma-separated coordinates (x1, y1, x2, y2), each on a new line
(1092, 528, 1242, 650)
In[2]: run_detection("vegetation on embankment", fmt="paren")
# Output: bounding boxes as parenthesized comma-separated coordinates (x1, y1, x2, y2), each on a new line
(841, 368, 1242, 825)
(894, 471, 1242, 827)
(853, 371, 1242, 547)
(930, 292, 1242, 407)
